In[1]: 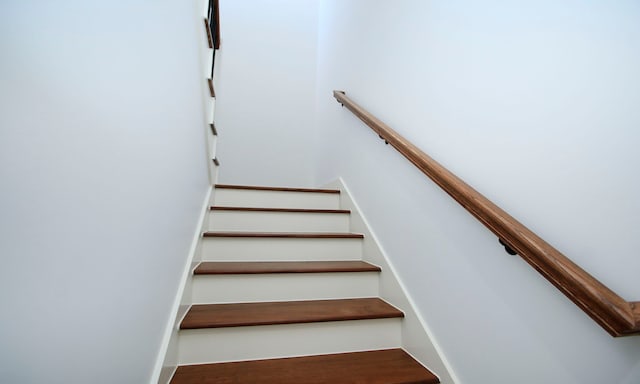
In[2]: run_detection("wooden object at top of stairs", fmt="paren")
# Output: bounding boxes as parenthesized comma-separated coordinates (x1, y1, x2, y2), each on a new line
(215, 183, 340, 194)
(203, 231, 364, 238)
(211, 206, 350, 214)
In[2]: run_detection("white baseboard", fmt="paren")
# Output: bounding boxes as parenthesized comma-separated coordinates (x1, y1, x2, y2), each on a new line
(150, 185, 213, 384)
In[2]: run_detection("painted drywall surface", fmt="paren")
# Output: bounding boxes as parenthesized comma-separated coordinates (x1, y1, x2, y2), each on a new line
(315, 1, 640, 383)
(0, 1, 210, 383)
(214, 0, 319, 187)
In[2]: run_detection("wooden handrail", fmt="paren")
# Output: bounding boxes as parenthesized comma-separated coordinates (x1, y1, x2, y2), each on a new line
(333, 90, 640, 337)
(212, 0, 220, 50)
(204, 18, 214, 49)
(205, 0, 221, 78)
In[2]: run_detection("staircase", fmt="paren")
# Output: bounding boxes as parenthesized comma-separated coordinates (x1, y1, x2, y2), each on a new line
(170, 184, 439, 384)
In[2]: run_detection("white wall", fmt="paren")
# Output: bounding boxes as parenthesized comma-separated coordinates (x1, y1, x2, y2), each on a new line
(0, 1, 210, 383)
(315, 1, 640, 383)
(214, 0, 319, 187)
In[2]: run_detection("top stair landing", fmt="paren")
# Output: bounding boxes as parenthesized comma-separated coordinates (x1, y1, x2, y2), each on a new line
(213, 184, 341, 210)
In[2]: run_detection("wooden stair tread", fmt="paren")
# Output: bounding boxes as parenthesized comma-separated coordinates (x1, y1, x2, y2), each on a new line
(170, 349, 439, 384)
(211, 206, 350, 214)
(194, 261, 382, 275)
(215, 184, 340, 194)
(203, 232, 364, 238)
(180, 298, 403, 329)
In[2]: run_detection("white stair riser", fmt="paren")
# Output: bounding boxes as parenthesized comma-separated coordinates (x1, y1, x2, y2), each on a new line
(178, 318, 402, 365)
(201, 238, 362, 261)
(213, 189, 340, 209)
(208, 211, 350, 232)
(191, 272, 379, 304)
